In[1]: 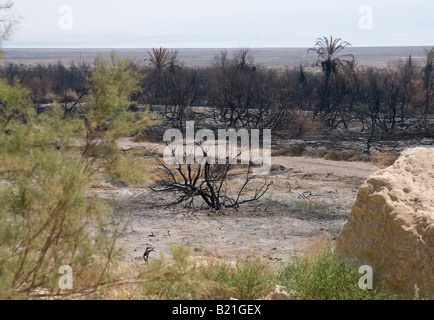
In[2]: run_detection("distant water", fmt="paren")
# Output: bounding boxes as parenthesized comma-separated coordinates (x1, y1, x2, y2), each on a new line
(1, 46, 430, 68)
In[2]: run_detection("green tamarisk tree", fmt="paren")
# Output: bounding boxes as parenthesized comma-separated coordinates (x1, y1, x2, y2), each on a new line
(0, 51, 152, 298)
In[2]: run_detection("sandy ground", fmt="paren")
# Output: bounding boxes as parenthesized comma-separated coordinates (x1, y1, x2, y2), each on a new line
(94, 139, 382, 265)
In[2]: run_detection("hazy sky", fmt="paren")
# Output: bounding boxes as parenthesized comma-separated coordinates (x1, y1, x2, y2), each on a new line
(4, 0, 434, 48)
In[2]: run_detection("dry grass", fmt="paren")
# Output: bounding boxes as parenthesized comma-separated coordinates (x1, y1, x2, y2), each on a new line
(54, 236, 395, 300)
(319, 149, 398, 167)
(297, 231, 332, 258)
(91, 262, 143, 300)
(132, 132, 148, 142)
(272, 144, 305, 157)
(324, 150, 364, 162)
(134, 125, 167, 143)
(276, 110, 324, 139)
(370, 151, 400, 167)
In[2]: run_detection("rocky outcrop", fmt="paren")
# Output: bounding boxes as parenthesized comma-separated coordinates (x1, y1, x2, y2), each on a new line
(336, 148, 434, 299)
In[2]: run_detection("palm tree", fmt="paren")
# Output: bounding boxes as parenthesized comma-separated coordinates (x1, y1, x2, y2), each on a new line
(146, 47, 179, 106)
(308, 36, 354, 77)
(308, 36, 354, 114)
(147, 47, 172, 74)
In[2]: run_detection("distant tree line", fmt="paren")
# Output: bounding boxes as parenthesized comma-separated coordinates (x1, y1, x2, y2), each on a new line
(1, 40, 434, 152)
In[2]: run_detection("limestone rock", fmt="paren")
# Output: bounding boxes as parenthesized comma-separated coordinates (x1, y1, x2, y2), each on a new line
(336, 147, 434, 299)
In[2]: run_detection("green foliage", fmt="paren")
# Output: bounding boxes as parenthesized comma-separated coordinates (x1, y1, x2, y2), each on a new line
(105, 153, 149, 186)
(0, 89, 100, 298)
(278, 246, 393, 300)
(139, 247, 275, 300)
(0, 1, 14, 52)
(0, 52, 152, 298)
(81, 53, 152, 184)
(84, 53, 150, 140)
(140, 245, 207, 300)
(0, 77, 33, 129)
(295, 201, 328, 219)
(97, 243, 397, 300)
(204, 258, 276, 300)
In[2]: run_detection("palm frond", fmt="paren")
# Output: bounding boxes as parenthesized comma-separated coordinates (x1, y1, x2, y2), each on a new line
(308, 35, 353, 74)
(147, 47, 171, 71)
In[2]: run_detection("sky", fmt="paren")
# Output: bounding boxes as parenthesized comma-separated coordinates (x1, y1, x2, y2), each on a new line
(4, 0, 434, 48)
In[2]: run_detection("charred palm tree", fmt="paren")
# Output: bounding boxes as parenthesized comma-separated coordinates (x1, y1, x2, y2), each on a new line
(308, 36, 354, 114)
(147, 47, 171, 74)
(146, 47, 179, 107)
(308, 36, 354, 76)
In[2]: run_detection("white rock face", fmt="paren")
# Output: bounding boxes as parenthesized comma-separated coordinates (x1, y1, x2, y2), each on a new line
(336, 148, 434, 298)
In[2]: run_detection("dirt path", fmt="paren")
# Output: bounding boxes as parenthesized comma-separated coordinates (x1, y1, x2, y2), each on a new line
(272, 156, 381, 179)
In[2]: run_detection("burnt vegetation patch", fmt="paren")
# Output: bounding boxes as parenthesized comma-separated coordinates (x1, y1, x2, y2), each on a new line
(5, 44, 433, 151)
(3, 41, 434, 211)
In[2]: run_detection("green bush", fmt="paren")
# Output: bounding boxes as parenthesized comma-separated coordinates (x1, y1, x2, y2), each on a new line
(206, 258, 276, 300)
(139, 247, 276, 300)
(278, 246, 393, 300)
(140, 245, 207, 300)
(0, 52, 152, 299)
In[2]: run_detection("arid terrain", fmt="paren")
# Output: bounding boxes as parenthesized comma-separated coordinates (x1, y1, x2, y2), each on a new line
(93, 138, 384, 265)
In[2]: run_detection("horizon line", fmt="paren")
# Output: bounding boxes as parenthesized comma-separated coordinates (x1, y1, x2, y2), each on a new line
(3, 45, 434, 50)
